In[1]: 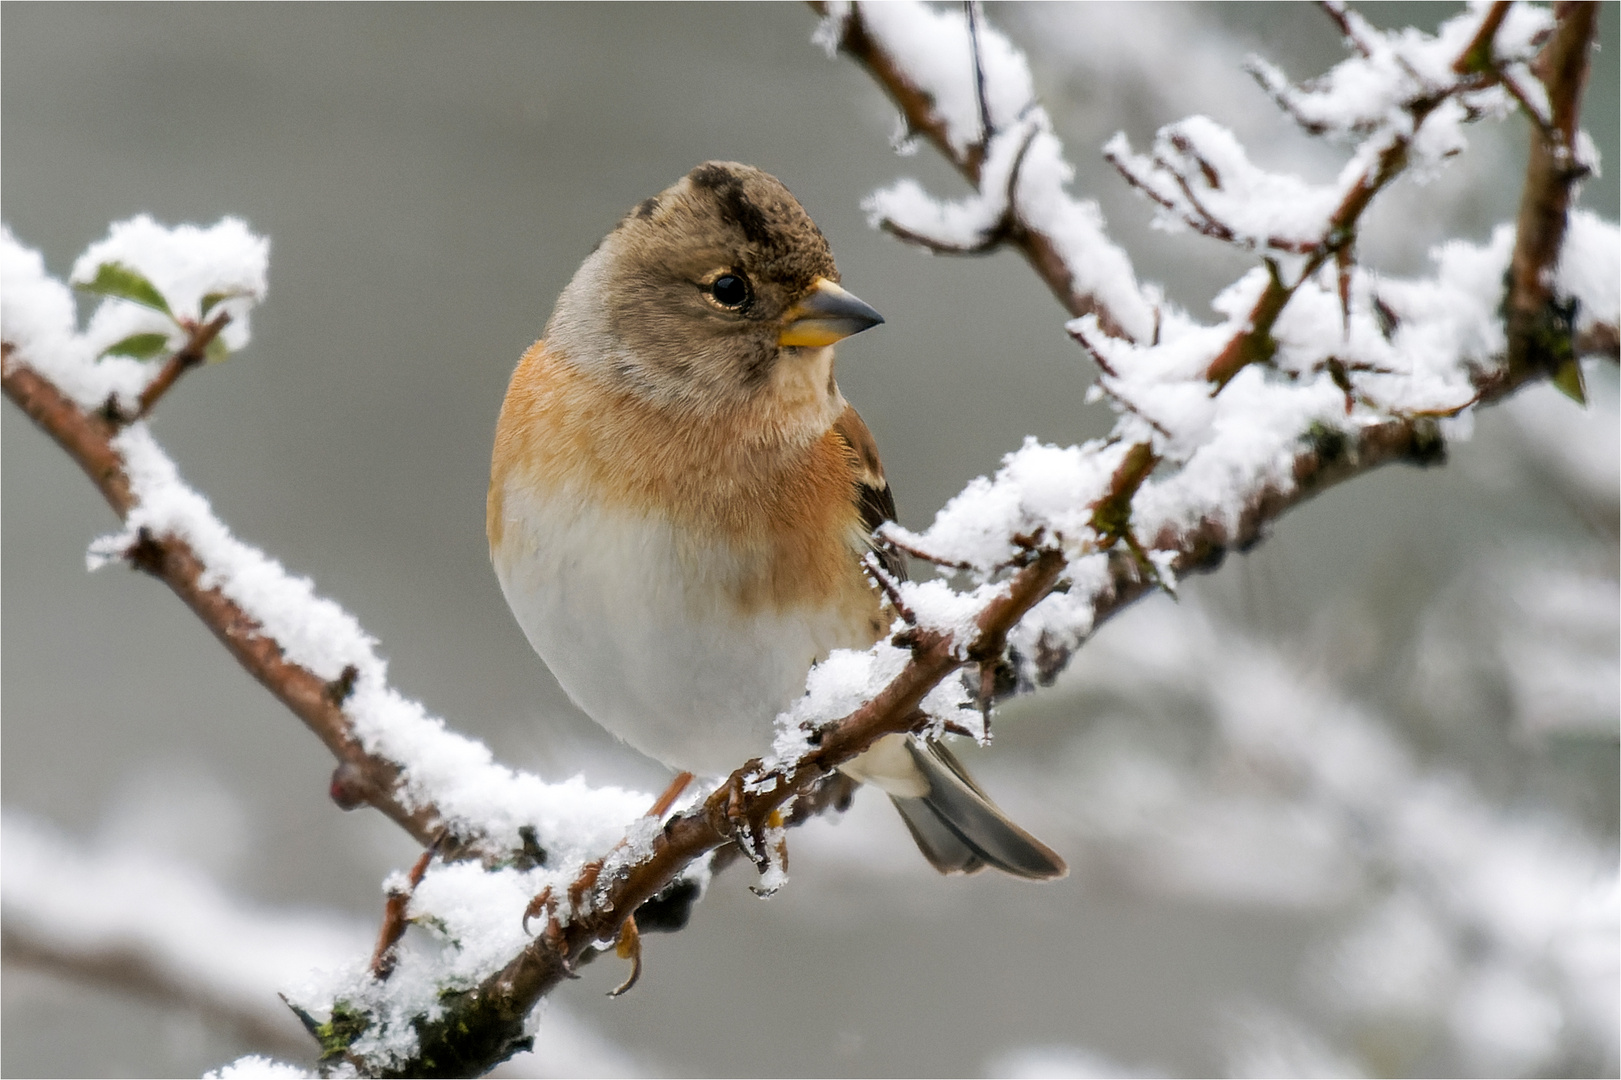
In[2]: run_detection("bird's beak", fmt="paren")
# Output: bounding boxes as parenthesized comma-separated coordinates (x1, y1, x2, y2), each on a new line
(778, 277, 884, 348)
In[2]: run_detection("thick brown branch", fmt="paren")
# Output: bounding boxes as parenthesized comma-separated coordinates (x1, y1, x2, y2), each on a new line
(1502, 1, 1598, 391)
(0, 351, 443, 851)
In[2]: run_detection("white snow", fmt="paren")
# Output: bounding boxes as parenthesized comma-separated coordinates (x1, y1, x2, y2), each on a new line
(3, 223, 684, 1073)
(847, 0, 1159, 343)
(2, 810, 365, 1021)
(1560, 209, 1621, 333)
(205, 1057, 315, 1080)
(852, 0, 1035, 157)
(0, 217, 268, 414)
(1105, 117, 1348, 249)
(4, 2, 1616, 1070)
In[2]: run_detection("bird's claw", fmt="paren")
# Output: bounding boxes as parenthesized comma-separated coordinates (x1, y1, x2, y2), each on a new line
(521, 885, 580, 979)
(606, 914, 643, 997)
(747, 808, 789, 897)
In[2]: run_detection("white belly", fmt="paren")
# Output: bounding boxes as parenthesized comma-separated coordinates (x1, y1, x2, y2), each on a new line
(492, 483, 871, 776)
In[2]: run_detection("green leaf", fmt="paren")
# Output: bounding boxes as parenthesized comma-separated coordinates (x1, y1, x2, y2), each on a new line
(1551, 358, 1587, 405)
(204, 335, 232, 363)
(199, 289, 245, 318)
(74, 261, 173, 316)
(99, 332, 172, 360)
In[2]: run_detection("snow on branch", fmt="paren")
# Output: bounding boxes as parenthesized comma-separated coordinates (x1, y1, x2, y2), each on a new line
(813, 0, 1158, 341)
(0, 812, 657, 1080)
(1, 810, 354, 1062)
(1, 227, 652, 867)
(825, 0, 1615, 686)
(3, 2, 1616, 1076)
(0, 220, 1081, 1074)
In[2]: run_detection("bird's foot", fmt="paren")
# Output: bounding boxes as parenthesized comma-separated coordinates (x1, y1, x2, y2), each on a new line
(606, 914, 643, 996)
(521, 884, 580, 979)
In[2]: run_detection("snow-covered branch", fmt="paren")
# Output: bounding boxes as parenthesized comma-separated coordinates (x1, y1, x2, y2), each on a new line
(1, 813, 344, 1062)
(0, 812, 658, 1079)
(825, 0, 1615, 692)
(811, 0, 1157, 341)
(3, 2, 1616, 1076)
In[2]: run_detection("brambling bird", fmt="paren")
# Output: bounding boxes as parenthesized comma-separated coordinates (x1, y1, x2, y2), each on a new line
(489, 161, 1064, 879)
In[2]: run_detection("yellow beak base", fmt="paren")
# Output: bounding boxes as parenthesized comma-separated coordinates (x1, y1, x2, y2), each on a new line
(777, 278, 884, 349)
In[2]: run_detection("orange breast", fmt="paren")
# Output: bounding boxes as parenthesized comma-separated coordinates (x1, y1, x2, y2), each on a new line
(490, 342, 881, 626)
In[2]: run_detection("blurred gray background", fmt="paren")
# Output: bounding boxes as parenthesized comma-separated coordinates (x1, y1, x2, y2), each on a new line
(4, 4, 1617, 1077)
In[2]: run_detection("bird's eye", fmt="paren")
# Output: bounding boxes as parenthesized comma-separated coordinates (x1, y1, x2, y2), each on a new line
(709, 273, 750, 309)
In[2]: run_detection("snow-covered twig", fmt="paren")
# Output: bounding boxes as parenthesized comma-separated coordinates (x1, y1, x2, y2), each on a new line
(1, 811, 659, 1079)
(813, 0, 1156, 342)
(1109, 2, 1556, 391)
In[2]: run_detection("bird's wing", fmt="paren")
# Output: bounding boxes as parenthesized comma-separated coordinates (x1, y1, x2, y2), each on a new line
(832, 403, 906, 582)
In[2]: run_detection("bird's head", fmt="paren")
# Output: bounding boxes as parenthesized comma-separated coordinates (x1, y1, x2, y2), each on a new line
(545, 161, 883, 421)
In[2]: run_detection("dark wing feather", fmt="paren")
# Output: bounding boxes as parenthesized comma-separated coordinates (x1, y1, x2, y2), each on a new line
(832, 404, 906, 582)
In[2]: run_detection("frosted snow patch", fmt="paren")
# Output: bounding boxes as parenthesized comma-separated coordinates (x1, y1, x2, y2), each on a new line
(70, 213, 267, 351)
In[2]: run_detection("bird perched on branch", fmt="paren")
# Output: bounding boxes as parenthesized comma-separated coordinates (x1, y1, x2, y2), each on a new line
(489, 161, 1064, 879)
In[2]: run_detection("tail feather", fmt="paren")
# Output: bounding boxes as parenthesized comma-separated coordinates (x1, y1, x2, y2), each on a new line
(890, 739, 1067, 881)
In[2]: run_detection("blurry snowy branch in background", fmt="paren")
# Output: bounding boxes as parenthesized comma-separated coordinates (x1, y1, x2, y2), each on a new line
(2, 1, 1616, 1077)
(0, 813, 656, 1080)
(1, 811, 361, 1062)
(1020, 550, 1618, 1076)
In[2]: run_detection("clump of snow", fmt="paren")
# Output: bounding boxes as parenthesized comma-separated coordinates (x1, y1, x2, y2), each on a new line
(205, 1057, 315, 1080)
(766, 643, 914, 771)
(886, 438, 1130, 572)
(72, 214, 268, 352)
(284, 859, 547, 1070)
(2, 218, 268, 413)
(1248, 1, 1548, 152)
(1106, 117, 1347, 250)
(753, 818, 791, 896)
(810, 0, 851, 59)
(2, 226, 152, 410)
(865, 113, 1043, 249)
(1559, 209, 1621, 334)
(854, 0, 1034, 156)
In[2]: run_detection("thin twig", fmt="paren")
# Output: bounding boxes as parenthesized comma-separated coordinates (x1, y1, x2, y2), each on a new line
(966, 0, 994, 156)
(862, 551, 916, 624)
(1453, 0, 1514, 74)
(811, 0, 1136, 340)
(1318, 0, 1375, 57)
(132, 311, 231, 420)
